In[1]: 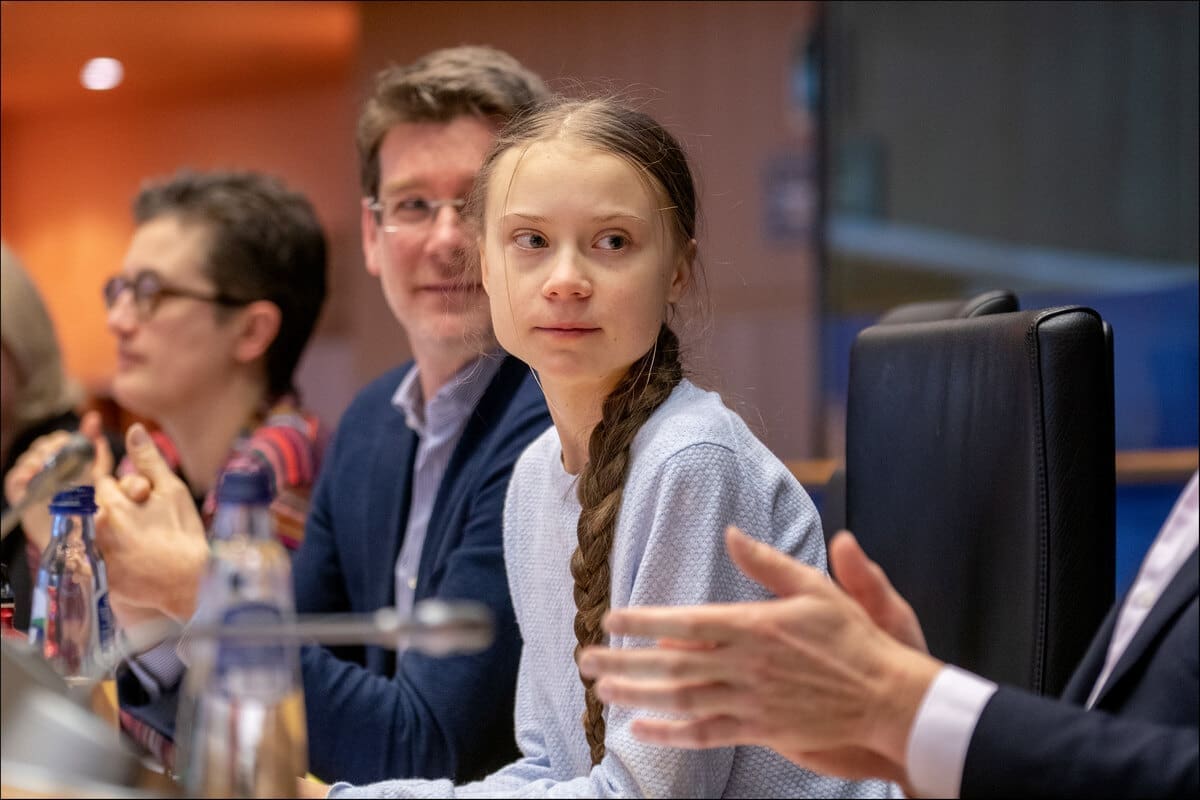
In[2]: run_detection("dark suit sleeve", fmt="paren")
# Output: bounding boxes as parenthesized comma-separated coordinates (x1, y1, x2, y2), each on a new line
(962, 686, 1199, 799)
(297, 393, 546, 785)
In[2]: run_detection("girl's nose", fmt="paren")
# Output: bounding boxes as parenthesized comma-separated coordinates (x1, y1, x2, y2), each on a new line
(542, 250, 592, 299)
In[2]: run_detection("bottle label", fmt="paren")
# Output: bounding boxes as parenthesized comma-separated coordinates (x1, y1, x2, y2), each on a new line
(95, 590, 115, 649)
(216, 601, 289, 682)
(28, 590, 47, 643)
(28, 584, 57, 657)
(93, 560, 114, 649)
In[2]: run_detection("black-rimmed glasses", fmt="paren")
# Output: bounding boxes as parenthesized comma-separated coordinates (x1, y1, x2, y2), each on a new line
(102, 270, 249, 319)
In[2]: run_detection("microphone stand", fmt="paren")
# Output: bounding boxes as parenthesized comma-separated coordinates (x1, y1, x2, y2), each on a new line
(1, 599, 493, 797)
(99, 598, 494, 681)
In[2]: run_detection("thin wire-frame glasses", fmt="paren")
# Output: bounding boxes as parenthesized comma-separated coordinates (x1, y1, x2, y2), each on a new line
(366, 196, 468, 233)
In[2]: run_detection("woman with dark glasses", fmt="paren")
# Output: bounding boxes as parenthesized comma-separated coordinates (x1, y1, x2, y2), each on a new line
(5, 169, 329, 768)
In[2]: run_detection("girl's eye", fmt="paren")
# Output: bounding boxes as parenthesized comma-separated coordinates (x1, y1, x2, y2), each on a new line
(514, 231, 548, 249)
(596, 233, 628, 251)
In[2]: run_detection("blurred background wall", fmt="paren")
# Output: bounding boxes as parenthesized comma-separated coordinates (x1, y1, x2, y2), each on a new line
(814, 1, 1198, 593)
(821, 1, 1198, 453)
(2, 1, 1196, 590)
(1, 1, 364, 430)
(1, 0, 824, 458)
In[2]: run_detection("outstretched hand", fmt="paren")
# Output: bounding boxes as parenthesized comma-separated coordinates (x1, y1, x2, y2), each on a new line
(578, 526, 940, 786)
(827, 530, 927, 654)
(94, 423, 209, 625)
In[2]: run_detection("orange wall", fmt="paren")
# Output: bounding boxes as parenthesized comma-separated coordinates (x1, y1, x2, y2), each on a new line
(353, 1, 824, 456)
(0, 80, 361, 415)
(3, 1, 825, 457)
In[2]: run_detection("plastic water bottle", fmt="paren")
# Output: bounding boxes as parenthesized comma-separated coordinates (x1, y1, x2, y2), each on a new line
(175, 467, 307, 798)
(27, 485, 115, 681)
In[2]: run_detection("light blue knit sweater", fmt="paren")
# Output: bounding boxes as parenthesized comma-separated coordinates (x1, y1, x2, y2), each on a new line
(331, 381, 892, 798)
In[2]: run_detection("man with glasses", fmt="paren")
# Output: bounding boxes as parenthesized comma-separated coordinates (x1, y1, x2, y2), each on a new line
(289, 46, 552, 784)
(5, 169, 328, 765)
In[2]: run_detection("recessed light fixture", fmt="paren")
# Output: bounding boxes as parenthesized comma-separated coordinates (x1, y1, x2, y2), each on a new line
(80, 57, 124, 91)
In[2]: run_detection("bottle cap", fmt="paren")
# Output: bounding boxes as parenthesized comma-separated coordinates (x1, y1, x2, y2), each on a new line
(49, 485, 97, 514)
(215, 466, 274, 505)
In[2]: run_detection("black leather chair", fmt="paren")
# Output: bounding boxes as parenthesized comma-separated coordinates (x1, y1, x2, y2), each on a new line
(845, 306, 1115, 696)
(874, 289, 1019, 325)
(820, 290, 1019, 538)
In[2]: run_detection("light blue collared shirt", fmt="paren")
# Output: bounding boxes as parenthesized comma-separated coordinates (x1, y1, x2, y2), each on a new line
(390, 354, 504, 642)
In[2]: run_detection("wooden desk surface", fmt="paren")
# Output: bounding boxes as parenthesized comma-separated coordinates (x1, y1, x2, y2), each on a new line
(89, 678, 119, 729)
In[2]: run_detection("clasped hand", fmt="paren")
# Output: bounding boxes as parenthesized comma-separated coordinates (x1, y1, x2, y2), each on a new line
(93, 422, 209, 626)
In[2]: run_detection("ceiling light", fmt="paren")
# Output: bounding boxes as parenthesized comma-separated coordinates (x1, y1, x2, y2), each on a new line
(80, 58, 124, 91)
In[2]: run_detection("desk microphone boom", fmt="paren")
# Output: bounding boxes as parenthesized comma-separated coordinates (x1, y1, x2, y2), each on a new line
(0, 434, 95, 541)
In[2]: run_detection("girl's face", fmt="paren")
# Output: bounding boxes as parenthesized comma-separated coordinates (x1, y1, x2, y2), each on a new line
(480, 139, 690, 396)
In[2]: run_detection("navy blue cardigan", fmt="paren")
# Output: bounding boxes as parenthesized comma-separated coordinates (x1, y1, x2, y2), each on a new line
(293, 355, 551, 785)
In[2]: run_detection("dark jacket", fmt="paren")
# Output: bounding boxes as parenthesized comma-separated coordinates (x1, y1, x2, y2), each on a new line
(293, 355, 551, 784)
(963, 549, 1199, 798)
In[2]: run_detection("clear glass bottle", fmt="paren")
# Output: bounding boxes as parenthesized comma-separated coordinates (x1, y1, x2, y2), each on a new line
(27, 485, 115, 681)
(175, 467, 307, 798)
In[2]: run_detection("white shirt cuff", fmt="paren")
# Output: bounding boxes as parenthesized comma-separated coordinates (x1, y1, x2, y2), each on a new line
(126, 640, 187, 697)
(905, 664, 998, 799)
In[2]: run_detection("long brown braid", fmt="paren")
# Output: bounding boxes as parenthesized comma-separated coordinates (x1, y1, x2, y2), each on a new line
(465, 97, 700, 765)
(571, 324, 683, 764)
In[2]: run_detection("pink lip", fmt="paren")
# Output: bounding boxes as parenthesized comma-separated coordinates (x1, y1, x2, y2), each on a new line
(116, 350, 144, 370)
(535, 325, 601, 337)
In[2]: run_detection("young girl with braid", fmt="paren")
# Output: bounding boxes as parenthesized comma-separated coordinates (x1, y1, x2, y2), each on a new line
(323, 98, 891, 799)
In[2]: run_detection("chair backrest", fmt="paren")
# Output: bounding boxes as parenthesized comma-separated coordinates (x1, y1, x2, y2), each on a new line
(875, 289, 1019, 325)
(820, 290, 1019, 538)
(845, 306, 1115, 696)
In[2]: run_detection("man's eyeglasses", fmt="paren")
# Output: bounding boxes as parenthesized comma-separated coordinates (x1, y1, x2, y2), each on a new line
(366, 196, 468, 232)
(103, 270, 249, 319)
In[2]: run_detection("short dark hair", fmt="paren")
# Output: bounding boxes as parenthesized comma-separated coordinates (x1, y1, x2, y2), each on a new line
(356, 45, 549, 198)
(133, 169, 328, 399)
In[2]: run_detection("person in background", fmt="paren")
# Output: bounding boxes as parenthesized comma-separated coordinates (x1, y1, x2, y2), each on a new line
(6, 170, 329, 768)
(315, 96, 890, 799)
(1, 242, 100, 632)
(289, 45, 552, 786)
(579, 472, 1199, 799)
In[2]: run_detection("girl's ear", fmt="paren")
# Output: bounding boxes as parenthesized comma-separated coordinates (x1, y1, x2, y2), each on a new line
(232, 300, 282, 365)
(666, 238, 697, 304)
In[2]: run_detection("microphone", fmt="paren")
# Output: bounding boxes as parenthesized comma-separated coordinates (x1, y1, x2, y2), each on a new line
(0, 433, 96, 541)
(83, 599, 495, 685)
